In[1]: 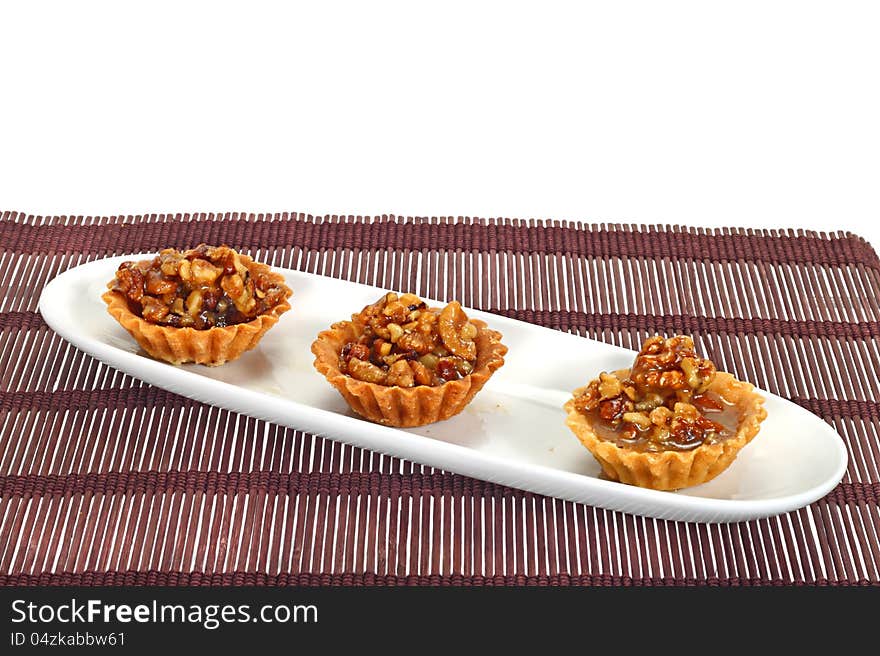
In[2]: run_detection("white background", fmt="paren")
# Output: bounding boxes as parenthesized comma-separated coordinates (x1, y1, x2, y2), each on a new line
(1, 1, 878, 248)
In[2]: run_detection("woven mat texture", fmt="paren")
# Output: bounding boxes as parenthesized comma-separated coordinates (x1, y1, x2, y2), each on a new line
(1, 212, 879, 586)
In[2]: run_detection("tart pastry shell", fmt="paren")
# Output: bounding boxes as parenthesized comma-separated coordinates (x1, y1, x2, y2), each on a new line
(311, 319, 507, 427)
(564, 370, 767, 491)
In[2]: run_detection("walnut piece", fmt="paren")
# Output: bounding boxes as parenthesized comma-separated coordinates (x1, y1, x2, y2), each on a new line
(339, 292, 480, 387)
(108, 244, 288, 329)
(437, 301, 477, 360)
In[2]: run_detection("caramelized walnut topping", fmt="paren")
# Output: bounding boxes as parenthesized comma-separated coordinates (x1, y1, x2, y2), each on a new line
(108, 244, 289, 329)
(339, 292, 479, 387)
(573, 336, 734, 452)
(630, 335, 716, 393)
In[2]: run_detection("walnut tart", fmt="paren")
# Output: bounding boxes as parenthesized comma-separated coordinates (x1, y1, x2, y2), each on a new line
(103, 244, 292, 366)
(564, 336, 767, 491)
(312, 292, 507, 427)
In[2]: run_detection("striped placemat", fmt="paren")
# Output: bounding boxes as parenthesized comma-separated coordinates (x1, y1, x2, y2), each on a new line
(1, 212, 878, 586)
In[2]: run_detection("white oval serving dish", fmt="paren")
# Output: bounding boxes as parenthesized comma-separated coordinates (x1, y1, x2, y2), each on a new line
(37, 256, 848, 523)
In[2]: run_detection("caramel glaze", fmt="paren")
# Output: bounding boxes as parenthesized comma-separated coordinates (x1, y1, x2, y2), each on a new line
(587, 391, 740, 453)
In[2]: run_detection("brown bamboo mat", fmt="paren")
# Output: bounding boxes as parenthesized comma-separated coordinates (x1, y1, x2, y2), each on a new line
(1, 211, 879, 586)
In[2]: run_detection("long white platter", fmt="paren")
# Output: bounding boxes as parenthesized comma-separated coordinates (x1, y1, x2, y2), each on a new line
(38, 256, 848, 523)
